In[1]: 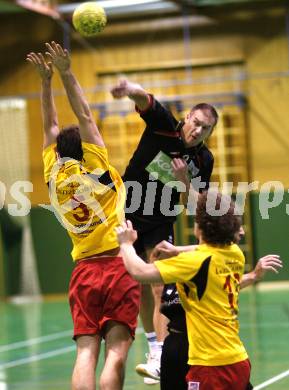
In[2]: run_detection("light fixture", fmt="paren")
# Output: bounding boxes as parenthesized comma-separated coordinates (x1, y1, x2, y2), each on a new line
(58, 0, 179, 15)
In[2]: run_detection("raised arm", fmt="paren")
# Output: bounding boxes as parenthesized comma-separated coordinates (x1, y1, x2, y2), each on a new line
(45, 41, 104, 147)
(26, 52, 59, 149)
(110, 79, 151, 111)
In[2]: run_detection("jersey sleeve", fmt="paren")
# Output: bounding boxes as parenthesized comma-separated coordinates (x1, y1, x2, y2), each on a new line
(42, 144, 57, 184)
(81, 142, 109, 172)
(42, 143, 110, 184)
(136, 95, 178, 133)
(154, 250, 210, 284)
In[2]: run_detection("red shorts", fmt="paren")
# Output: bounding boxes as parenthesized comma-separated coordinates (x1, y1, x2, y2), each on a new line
(186, 359, 251, 390)
(69, 256, 140, 339)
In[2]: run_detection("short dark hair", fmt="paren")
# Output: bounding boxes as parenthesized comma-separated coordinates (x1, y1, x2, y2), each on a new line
(56, 125, 83, 161)
(195, 191, 241, 245)
(191, 103, 219, 127)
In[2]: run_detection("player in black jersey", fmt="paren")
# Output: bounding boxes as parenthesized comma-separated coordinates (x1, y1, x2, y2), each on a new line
(111, 79, 218, 383)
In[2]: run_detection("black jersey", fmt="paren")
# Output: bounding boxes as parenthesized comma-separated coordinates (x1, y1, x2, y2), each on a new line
(123, 96, 214, 232)
(160, 283, 186, 333)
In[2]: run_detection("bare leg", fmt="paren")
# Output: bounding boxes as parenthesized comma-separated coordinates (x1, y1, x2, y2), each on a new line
(152, 282, 169, 341)
(135, 249, 164, 384)
(100, 321, 133, 390)
(72, 334, 101, 390)
(147, 248, 168, 342)
(140, 283, 155, 333)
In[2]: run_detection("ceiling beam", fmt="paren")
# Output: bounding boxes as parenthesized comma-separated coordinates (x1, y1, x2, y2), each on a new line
(58, 0, 179, 17)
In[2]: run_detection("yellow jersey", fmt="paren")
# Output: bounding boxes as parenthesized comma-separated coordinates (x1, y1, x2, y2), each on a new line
(155, 243, 248, 366)
(42, 142, 125, 261)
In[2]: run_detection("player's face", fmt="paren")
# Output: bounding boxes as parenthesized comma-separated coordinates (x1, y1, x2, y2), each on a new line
(234, 226, 245, 243)
(193, 222, 202, 242)
(181, 109, 215, 147)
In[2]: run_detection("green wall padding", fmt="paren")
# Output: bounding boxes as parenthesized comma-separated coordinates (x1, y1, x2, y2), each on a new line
(30, 207, 73, 294)
(250, 191, 288, 282)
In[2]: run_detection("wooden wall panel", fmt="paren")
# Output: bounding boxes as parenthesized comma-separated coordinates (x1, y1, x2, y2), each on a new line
(246, 31, 289, 185)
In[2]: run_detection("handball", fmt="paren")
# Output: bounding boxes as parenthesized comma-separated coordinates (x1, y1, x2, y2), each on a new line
(72, 2, 107, 37)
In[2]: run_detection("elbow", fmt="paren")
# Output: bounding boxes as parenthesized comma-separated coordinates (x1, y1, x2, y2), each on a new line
(130, 271, 143, 282)
(78, 102, 92, 122)
(131, 268, 157, 284)
(126, 268, 147, 283)
(79, 112, 91, 123)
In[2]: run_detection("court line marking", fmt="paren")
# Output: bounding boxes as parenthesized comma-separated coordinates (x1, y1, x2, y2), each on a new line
(0, 327, 144, 354)
(254, 368, 289, 389)
(0, 327, 144, 369)
(0, 346, 75, 369)
(0, 330, 71, 353)
(0, 326, 287, 388)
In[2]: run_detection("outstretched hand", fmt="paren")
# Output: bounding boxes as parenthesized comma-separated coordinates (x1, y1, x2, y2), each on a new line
(254, 254, 283, 281)
(45, 41, 70, 74)
(26, 52, 53, 80)
(115, 220, 138, 245)
(111, 79, 142, 99)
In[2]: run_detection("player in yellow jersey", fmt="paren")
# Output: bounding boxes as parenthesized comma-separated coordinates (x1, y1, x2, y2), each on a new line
(148, 230, 282, 390)
(26, 42, 140, 390)
(116, 191, 253, 390)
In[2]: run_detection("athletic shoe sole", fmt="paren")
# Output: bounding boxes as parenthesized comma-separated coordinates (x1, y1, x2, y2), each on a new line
(136, 364, 160, 380)
(144, 377, 160, 385)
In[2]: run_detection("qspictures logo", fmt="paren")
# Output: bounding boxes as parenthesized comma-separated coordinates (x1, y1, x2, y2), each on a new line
(1, 159, 289, 234)
(42, 157, 125, 234)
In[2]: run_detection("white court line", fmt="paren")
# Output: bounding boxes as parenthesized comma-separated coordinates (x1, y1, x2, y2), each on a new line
(254, 369, 289, 389)
(0, 346, 75, 369)
(0, 327, 144, 369)
(135, 326, 144, 334)
(0, 327, 144, 354)
(0, 330, 71, 353)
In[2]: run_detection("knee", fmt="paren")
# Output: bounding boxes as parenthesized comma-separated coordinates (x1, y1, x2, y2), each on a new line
(99, 357, 125, 389)
(111, 355, 126, 373)
(76, 347, 97, 366)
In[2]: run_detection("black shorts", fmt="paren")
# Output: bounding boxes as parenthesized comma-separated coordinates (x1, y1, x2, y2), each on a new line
(133, 223, 174, 259)
(161, 331, 189, 390)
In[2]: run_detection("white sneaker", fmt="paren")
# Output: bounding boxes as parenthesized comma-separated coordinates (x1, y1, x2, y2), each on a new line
(136, 352, 161, 380)
(144, 377, 160, 385)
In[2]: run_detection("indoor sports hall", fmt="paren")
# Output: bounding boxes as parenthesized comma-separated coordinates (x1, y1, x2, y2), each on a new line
(0, 0, 288, 389)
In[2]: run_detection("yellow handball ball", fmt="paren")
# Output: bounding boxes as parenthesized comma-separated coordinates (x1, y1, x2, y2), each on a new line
(72, 2, 107, 37)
